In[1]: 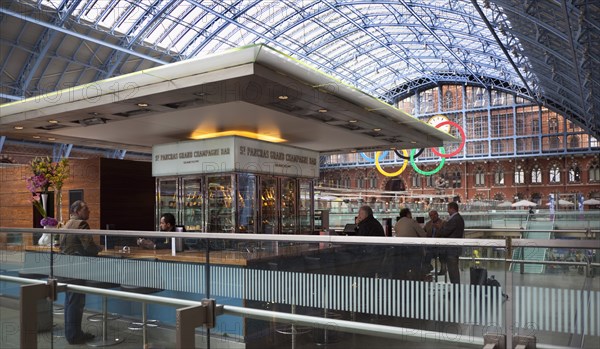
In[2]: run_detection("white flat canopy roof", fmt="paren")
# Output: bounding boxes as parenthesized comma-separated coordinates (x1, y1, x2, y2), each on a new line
(0, 44, 456, 154)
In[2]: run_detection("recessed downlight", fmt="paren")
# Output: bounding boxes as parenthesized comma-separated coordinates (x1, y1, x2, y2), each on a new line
(32, 135, 40, 139)
(373, 128, 381, 132)
(48, 137, 56, 141)
(278, 95, 288, 100)
(137, 102, 149, 107)
(14, 126, 24, 130)
(48, 120, 59, 124)
(318, 108, 328, 113)
(348, 120, 358, 123)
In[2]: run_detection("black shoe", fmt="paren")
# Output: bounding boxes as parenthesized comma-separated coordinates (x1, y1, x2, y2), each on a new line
(69, 332, 95, 344)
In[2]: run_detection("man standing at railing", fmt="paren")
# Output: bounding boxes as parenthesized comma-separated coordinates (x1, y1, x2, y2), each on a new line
(60, 200, 100, 344)
(433, 202, 465, 284)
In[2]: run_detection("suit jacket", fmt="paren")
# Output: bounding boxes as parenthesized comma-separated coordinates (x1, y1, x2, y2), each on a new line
(356, 215, 385, 237)
(435, 213, 465, 256)
(60, 218, 101, 256)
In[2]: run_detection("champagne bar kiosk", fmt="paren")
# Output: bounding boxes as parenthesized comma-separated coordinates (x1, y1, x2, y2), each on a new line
(153, 136, 320, 234)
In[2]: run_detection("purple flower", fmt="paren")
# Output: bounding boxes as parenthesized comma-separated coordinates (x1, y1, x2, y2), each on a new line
(25, 174, 49, 193)
(40, 217, 58, 227)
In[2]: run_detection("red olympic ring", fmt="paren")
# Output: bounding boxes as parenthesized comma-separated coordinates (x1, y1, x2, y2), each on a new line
(431, 120, 466, 158)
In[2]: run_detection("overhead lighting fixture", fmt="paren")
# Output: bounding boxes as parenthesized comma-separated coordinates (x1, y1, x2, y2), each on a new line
(48, 120, 59, 124)
(350, 149, 357, 153)
(137, 102, 149, 107)
(190, 130, 286, 143)
(14, 126, 24, 130)
(348, 120, 358, 123)
(411, 141, 417, 144)
(373, 128, 381, 132)
(79, 117, 107, 126)
(32, 135, 40, 139)
(278, 95, 288, 100)
(318, 108, 328, 113)
(48, 137, 56, 141)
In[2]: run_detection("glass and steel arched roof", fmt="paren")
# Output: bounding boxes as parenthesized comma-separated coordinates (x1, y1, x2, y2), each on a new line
(1, 0, 598, 138)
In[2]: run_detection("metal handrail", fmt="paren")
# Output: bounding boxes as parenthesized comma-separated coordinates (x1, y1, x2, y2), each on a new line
(0, 275, 485, 348)
(0, 275, 580, 349)
(1, 227, 598, 249)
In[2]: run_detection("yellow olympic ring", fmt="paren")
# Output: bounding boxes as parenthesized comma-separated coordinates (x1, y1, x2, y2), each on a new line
(374, 150, 408, 177)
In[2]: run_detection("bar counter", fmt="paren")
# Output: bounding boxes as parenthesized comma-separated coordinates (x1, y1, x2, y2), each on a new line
(24, 242, 328, 266)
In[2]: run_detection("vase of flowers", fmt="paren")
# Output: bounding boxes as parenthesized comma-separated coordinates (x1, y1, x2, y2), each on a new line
(26, 157, 70, 225)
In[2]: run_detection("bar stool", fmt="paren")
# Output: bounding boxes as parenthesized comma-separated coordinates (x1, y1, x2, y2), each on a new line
(303, 256, 342, 345)
(268, 262, 310, 349)
(85, 281, 124, 347)
(119, 285, 163, 348)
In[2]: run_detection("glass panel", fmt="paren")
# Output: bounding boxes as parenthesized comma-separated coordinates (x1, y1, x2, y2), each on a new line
(157, 178, 177, 230)
(260, 177, 278, 234)
(280, 178, 298, 234)
(299, 179, 313, 235)
(207, 175, 234, 233)
(182, 177, 203, 232)
(236, 173, 257, 233)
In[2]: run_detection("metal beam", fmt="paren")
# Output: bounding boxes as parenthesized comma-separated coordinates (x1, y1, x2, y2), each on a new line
(18, 0, 81, 97)
(470, 0, 538, 102)
(0, 93, 23, 101)
(52, 143, 72, 162)
(0, 8, 168, 65)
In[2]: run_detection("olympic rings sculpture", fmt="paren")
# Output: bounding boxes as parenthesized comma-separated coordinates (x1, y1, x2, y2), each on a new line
(368, 120, 465, 177)
(360, 151, 389, 162)
(395, 148, 424, 160)
(375, 150, 408, 177)
(431, 120, 466, 158)
(410, 147, 446, 176)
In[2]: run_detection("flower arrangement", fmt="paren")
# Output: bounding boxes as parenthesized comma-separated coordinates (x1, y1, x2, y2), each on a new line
(30, 193, 47, 218)
(25, 157, 70, 227)
(40, 217, 59, 227)
(29, 157, 70, 191)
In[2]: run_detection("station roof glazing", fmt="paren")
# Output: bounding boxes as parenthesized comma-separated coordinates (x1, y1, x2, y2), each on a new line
(1, 0, 598, 139)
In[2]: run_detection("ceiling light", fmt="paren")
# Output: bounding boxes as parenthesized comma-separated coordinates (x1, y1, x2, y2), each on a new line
(348, 120, 358, 123)
(79, 117, 106, 126)
(190, 130, 286, 143)
(137, 103, 149, 107)
(318, 108, 328, 113)
(373, 128, 381, 132)
(14, 126, 24, 130)
(32, 135, 40, 139)
(350, 149, 357, 153)
(48, 137, 56, 141)
(48, 120, 59, 124)
(411, 141, 417, 144)
(390, 147, 397, 150)
(278, 95, 288, 100)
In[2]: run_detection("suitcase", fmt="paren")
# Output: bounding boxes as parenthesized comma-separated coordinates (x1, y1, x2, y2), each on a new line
(470, 266, 488, 286)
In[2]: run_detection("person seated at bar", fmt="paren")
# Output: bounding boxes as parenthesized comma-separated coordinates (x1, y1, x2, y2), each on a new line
(137, 212, 175, 249)
(424, 210, 447, 276)
(393, 208, 427, 280)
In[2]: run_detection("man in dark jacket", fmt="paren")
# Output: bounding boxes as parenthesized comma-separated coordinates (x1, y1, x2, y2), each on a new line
(433, 201, 465, 284)
(355, 205, 385, 237)
(60, 200, 100, 344)
(353, 205, 385, 277)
